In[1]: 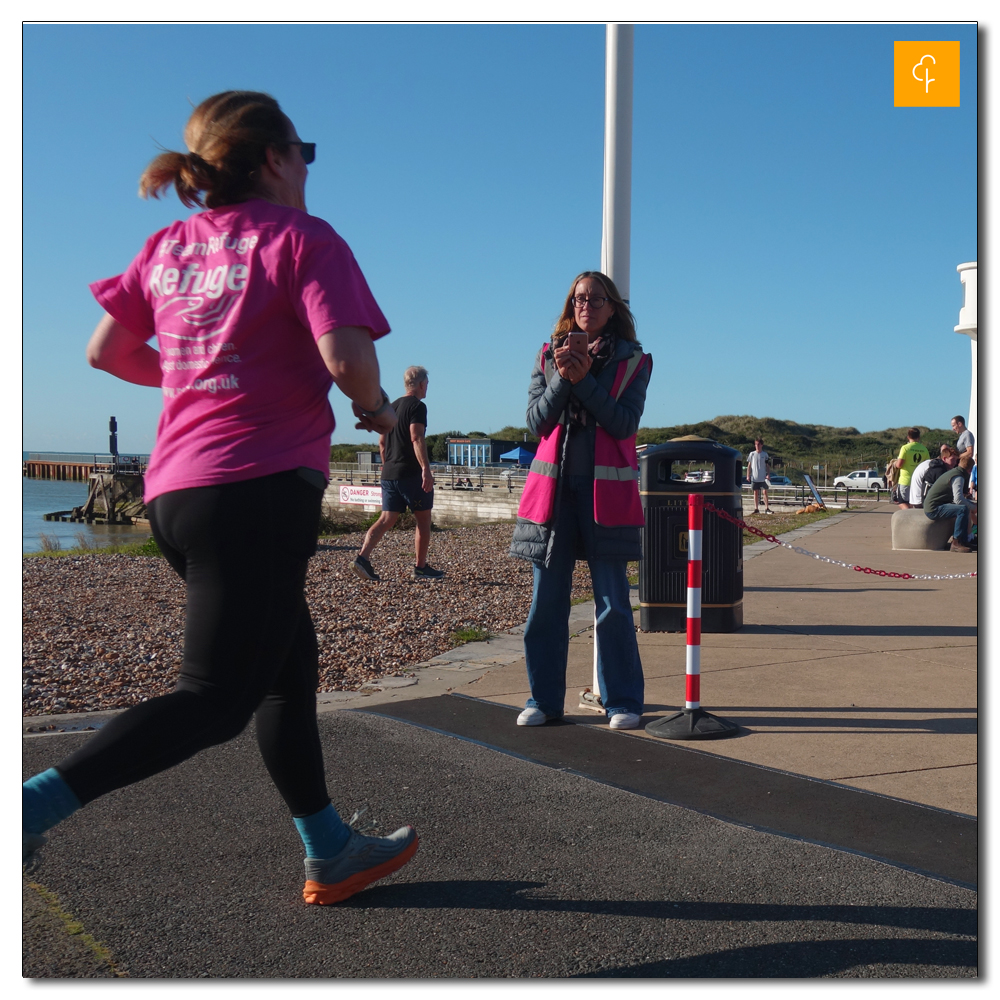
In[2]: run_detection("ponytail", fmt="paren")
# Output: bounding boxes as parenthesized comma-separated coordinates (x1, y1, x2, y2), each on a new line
(139, 150, 218, 209)
(137, 91, 290, 210)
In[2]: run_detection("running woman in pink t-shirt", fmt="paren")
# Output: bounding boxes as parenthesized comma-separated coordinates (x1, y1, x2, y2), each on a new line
(22, 91, 418, 905)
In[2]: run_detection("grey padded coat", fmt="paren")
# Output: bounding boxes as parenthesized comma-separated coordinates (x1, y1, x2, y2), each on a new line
(509, 337, 651, 567)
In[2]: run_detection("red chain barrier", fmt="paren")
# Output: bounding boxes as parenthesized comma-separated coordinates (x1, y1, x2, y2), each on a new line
(701, 501, 977, 581)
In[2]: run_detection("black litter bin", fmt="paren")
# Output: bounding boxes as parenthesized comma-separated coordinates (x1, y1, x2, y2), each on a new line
(639, 439, 744, 632)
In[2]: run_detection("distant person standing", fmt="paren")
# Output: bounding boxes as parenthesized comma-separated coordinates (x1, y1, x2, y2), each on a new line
(884, 457, 899, 498)
(893, 428, 930, 509)
(509, 270, 651, 731)
(353, 366, 444, 581)
(746, 439, 772, 514)
(951, 415, 975, 461)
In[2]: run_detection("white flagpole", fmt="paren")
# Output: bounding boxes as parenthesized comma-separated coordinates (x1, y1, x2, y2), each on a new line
(601, 23, 634, 302)
(588, 23, 634, 713)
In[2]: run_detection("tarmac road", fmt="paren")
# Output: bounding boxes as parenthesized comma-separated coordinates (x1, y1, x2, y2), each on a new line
(23, 710, 977, 979)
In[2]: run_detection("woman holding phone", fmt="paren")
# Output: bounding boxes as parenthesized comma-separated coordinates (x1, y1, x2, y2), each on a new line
(22, 91, 418, 905)
(510, 271, 652, 729)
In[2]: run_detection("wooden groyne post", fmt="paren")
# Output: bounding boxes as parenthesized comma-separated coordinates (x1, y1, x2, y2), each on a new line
(22, 458, 95, 481)
(32, 418, 150, 526)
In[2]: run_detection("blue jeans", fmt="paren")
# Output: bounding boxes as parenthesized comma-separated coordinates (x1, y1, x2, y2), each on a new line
(523, 475, 644, 718)
(926, 503, 969, 542)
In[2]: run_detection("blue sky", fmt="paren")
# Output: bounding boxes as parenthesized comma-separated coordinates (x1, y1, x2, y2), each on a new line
(22, 21, 978, 454)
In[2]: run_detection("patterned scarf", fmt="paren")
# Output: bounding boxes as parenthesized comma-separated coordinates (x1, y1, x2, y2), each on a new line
(566, 332, 617, 427)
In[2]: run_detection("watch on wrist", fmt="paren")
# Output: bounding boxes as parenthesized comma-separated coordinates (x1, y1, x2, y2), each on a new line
(358, 389, 391, 419)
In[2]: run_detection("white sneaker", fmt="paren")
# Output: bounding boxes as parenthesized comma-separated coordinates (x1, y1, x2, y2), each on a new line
(516, 707, 552, 726)
(609, 712, 642, 730)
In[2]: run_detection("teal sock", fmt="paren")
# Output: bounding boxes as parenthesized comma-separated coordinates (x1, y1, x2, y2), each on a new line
(23, 768, 82, 835)
(293, 804, 351, 859)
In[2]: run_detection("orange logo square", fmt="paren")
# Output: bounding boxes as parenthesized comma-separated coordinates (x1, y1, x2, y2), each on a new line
(894, 41, 960, 107)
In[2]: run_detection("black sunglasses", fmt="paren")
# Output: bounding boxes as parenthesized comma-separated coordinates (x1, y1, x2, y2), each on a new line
(289, 141, 316, 164)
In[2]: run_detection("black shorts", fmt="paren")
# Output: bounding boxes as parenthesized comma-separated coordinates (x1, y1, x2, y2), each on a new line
(752, 481, 768, 492)
(382, 475, 433, 513)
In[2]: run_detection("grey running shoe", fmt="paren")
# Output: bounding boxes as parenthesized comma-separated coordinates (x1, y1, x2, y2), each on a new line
(303, 826, 418, 905)
(23, 831, 47, 871)
(413, 563, 445, 580)
(352, 556, 380, 582)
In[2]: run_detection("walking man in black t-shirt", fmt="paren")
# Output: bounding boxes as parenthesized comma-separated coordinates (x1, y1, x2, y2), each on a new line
(353, 366, 445, 581)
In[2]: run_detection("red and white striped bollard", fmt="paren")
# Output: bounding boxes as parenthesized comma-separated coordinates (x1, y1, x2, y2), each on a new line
(685, 492, 703, 710)
(644, 492, 739, 740)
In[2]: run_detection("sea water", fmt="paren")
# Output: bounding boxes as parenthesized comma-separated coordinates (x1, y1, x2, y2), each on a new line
(22, 478, 152, 554)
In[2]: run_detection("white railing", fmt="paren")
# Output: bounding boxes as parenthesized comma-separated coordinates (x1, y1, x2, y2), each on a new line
(327, 463, 528, 493)
(739, 483, 885, 509)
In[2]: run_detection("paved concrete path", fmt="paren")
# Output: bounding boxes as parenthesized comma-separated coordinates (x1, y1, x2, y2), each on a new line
(23, 504, 978, 978)
(385, 503, 978, 817)
(23, 712, 976, 979)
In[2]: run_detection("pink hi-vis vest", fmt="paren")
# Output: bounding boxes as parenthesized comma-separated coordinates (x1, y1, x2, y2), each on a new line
(517, 345, 649, 528)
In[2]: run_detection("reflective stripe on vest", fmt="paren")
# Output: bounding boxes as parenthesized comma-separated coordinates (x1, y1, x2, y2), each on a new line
(528, 457, 559, 478)
(593, 426, 644, 526)
(594, 465, 637, 481)
(517, 362, 563, 524)
(593, 349, 649, 526)
(609, 349, 645, 401)
(517, 345, 650, 527)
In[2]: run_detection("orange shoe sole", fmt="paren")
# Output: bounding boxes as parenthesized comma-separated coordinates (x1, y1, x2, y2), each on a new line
(302, 834, 419, 905)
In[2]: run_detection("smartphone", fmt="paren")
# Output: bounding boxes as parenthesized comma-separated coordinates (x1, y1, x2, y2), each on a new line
(566, 332, 588, 354)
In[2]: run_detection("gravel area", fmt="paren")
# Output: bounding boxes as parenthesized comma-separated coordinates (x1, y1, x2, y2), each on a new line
(23, 524, 598, 717)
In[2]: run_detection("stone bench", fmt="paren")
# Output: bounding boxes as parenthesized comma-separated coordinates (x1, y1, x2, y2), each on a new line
(891, 508, 955, 550)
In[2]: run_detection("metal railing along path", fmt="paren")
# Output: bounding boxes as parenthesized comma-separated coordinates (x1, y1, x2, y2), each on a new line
(327, 463, 528, 494)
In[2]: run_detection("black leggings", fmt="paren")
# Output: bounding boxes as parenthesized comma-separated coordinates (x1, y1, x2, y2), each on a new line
(57, 469, 331, 818)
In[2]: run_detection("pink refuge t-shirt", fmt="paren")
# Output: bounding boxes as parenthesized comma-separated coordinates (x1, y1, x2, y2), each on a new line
(90, 199, 390, 502)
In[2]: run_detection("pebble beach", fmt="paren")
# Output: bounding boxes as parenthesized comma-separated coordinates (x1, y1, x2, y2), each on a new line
(23, 523, 598, 717)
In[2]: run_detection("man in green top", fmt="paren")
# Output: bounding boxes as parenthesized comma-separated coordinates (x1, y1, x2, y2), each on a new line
(894, 427, 930, 509)
(923, 455, 976, 552)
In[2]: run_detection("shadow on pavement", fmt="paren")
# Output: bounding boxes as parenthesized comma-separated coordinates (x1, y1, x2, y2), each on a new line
(760, 625, 977, 637)
(712, 715, 977, 735)
(343, 883, 976, 936)
(577, 937, 977, 977)
(369, 696, 978, 887)
(636, 707, 977, 736)
(744, 586, 937, 593)
(700, 706, 976, 714)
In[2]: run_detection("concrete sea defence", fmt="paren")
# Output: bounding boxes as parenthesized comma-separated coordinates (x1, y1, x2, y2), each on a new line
(323, 472, 524, 525)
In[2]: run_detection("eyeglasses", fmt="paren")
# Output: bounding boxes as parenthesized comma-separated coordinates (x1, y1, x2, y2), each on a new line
(289, 141, 316, 164)
(572, 295, 609, 308)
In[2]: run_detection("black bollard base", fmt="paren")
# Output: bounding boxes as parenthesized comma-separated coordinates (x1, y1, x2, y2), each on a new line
(644, 708, 741, 741)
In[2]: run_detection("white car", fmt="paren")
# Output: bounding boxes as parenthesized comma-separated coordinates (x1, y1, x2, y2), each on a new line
(833, 469, 885, 490)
